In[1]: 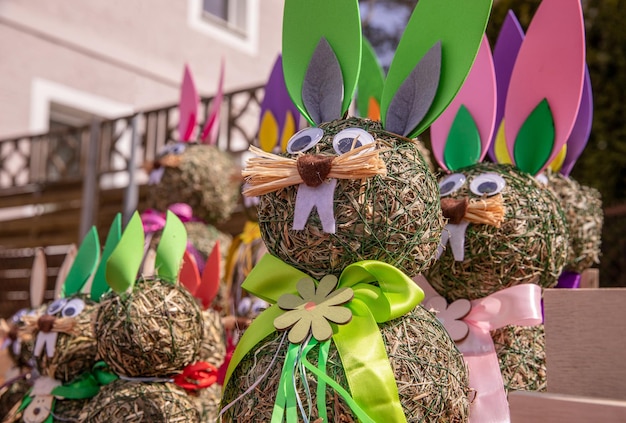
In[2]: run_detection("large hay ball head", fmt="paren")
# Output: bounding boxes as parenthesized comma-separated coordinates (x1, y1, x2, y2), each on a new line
(426, 162, 569, 302)
(258, 117, 444, 279)
(95, 278, 204, 377)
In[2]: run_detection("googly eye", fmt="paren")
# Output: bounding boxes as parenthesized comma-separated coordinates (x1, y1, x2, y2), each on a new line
(10, 309, 28, 324)
(286, 127, 324, 154)
(332, 128, 375, 155)
(251, 299, 268, 316)
(470, 173, 506, 196)
(61, 299, 85, 318)
(47, 299, 68, 315)
(237, 297, 252, 317)
(535, 173, 548, 186)
(439, 173, 467, 197)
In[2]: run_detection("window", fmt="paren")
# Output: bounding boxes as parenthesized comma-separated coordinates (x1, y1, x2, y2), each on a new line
(188, 0, 259, 55)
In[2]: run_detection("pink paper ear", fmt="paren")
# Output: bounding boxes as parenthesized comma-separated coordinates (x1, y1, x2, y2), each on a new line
(200, 59, 225, 145)
(430, 35, 496, 171)
(196, 241, 221, 310)
(179, 250, 201, 296)
(30, 248, 47, 309)
(179, 64, 199, 142)
(504, 0, 586, 173)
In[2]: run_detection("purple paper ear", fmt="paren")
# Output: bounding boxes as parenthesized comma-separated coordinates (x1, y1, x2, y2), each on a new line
(179, 64, 199, 142)
(560, 66, 593, 176)
(504, 0, 586, 175)
(488, 10, 525, 162)
(200, 59, 225, 145)
(430, 35, 496, 172)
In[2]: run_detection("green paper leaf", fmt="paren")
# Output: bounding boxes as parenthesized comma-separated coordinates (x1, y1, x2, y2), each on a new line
(155, 211, 187, 283)
(444, 105, 482, 171)
(381, 0, 492, 137)
(106, 212, 144, 294)
(356, 38, 384, 119)
(282, 0, 362, 125)
(513, 98, 555, 175)
(90, 213, 122, 301)
(62, 227, 100, 297)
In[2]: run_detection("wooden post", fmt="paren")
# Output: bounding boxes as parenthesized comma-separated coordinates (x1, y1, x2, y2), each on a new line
(123, 113, 141, 226)
(79, 120, 100, 240)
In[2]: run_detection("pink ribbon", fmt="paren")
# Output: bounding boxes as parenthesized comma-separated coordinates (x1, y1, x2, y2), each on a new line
(416, 277, 542, 423)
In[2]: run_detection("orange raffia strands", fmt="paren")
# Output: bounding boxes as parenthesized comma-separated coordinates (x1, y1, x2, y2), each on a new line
(242, 144, 388, 197)
(463, 194, 505, 228)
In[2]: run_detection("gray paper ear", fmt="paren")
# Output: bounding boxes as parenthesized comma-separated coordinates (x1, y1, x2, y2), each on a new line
(302, 37, 344, 125)
(385, 41, 442, 136)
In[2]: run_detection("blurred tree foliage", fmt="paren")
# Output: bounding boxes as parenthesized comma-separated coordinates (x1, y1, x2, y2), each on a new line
(361, 0, 626, 286)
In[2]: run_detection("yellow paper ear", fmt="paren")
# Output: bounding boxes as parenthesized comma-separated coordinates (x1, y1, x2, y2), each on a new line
(548, 144, 567, 173)
(259, 110, 279, 152)
(494, 120, 513, 165)
(280, 111, 297, 153)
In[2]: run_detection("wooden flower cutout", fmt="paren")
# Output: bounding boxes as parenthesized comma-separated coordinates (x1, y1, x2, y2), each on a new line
(274, 275, 354, 344)
(423, 296, 472, 342)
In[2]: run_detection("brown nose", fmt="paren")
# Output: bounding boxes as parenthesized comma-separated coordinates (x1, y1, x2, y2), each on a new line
(37, 315, 55, 333)
(296, 155, 334, 187)
(441, 197, 469, 224)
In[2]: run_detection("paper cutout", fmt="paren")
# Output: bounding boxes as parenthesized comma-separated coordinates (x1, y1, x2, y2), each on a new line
(356, 38, 384, 120)
(561, 66, 593, 176)
(385, 41, 441, 137)
(275, 275, 353, 344)
(62, 227, 100, 298)
(505, 0, 585, 173)
(493, 120, 512, 164)
(381, 0, 493, 138)
(282, 0, 361, 124)
(423, 296, 471, 342)
(436, 221, 470, 262)
(259, 55, 301, 152)
(53, 245, 76, 300)
(200, 59, 225, 145)
(548, 144, 567, 173)
(196, 241, 221, 309)
(30, 248, 47, 310)
(106, 212, 145, 294)
(154, 211, 187, 283)
(513, 99, 556, 175)
(259, 110, 279, 153)
(489, 10, 525, 161)
(432, 35, 496, 171)
(302, 37, 344, 125)
(91, 213, 122, 301)
(180, 250, 201, 296)
(179, 64, 199, 142)
(443, 106, 482, 171)
(292, 179, 338, 234)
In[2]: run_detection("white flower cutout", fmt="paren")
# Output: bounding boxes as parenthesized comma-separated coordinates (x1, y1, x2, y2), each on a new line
(423, 296, 472, 342)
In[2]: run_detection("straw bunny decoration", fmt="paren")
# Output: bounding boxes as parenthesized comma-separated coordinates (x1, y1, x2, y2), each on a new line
(422, 2, 585, 422)
(222, 0, 493, 421)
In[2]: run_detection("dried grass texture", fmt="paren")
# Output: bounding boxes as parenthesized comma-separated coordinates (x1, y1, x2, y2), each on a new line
(545, 171, 603, 273)
(147, 144, 241, 224)
(426, 163, 570, 301)
(79, 379, 199, 422)
(492, 325, 546, 393)
(191, 384, 221, 423)
(35, 296, 98, 383)
(257, 117, 443, 279)
(222, 306, 469, 423)
(95, 279, 204, 377)
(0, 378, 30, 421)
(198, 309, 226, 368)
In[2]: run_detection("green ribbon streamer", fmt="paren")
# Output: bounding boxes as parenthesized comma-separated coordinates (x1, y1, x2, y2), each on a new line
(225, 255, 424, 422)
(272, 343, 300, 423)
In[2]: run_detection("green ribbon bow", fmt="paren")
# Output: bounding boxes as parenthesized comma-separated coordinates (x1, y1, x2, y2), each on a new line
(225, 255, 424, 422)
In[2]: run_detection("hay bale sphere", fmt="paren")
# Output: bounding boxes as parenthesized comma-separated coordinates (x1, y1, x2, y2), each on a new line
(79, 379, 199, 422)
(147, 144, 241, 225)
(544, 171, 603, 273)
(0, 377, 31, 420)
(426, 163, 570, 301)
(258, 117, 444, 279)
(95, 278, 204, 377)
(222, 306, 469, 423)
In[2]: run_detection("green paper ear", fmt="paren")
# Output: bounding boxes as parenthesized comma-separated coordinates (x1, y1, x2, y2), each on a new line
(154, 211, 187, 283)
(381, 0, 492, 137)
(356, 38, 385, 120)
(282, 0, 362, 125)
(90, 213, 122, 301)
(62, 227, 100, 297)
(106, 212, 144, 294)
(513, 98, 555, 175)
(444, 105, 482, 171)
